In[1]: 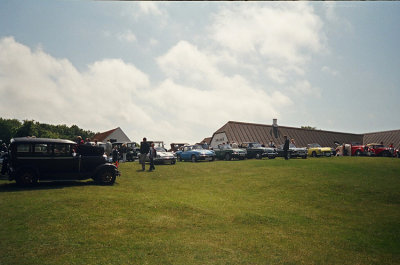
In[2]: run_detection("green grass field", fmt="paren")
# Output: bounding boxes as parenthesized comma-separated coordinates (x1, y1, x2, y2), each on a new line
(0, 157, 399, 265)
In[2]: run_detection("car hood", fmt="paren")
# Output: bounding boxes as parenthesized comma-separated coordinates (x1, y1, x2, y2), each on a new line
(231, 148, 246, 153)
(193, 150, 215, 155)
(158, 151, 175, 157)
(291, 147, 307, 151)
(320, 147, 333, 152)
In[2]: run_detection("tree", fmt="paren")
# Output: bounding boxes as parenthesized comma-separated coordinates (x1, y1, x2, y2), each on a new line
(301, 126, 317, 130)
(0, 117, 98, 143)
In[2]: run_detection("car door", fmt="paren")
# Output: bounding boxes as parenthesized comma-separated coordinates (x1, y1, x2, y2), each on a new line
(181, 146, 192, 160)
(47, 143, 77, 179)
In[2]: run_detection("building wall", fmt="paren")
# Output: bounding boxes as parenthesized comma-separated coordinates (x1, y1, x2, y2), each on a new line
(363, 130, 400, 149)
(107, 128, 131, 143)
(211, 121, 369, 148)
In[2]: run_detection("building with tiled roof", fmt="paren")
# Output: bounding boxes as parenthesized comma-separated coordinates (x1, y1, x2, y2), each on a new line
(209, 120, 400, 149)
(363, 129, 400, 149)
(199, 137, 212, 145)
(92, 127, 131, 143)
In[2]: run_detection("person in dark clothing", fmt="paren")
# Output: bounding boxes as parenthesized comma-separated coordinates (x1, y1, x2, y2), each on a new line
(112, 146, 119, 163)
(139, 137, 150, 171)
(283, 135, 290, 160)
(149, 143, 157, 171)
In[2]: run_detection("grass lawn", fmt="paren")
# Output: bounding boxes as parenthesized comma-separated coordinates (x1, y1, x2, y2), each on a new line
(0, 157, 399, 265)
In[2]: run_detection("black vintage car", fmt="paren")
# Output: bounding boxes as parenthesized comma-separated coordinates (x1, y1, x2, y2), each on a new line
(240, 142, 277, 159)
(276, 143, 307, 159)
(2, 137, 120, 185)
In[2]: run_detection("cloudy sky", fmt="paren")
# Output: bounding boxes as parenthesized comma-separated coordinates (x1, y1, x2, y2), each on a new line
(1, 1, 399, 145)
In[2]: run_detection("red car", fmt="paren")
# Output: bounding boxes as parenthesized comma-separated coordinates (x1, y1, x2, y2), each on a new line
(335, 143, 367, 156)
(350, 144, 368, 156)
(366, 143, 394, 157)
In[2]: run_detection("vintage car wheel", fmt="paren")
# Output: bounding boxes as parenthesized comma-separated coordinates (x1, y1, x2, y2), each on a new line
(95, 170, 116, 185)
(191, 155, 197, 163)
(255, 153, 261, 159)
(171, 159, 176, 165)
(302, 155, 307, 159)
(225, 153, 231, 161)
(15, 169, 38, 186)
(355, 150, 362, 156)
(312, 151, 317, 157)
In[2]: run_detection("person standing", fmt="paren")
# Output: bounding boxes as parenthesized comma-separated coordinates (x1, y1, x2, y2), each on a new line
(269, 140, 276, 148)
(283, 135, 290, 160)
(149, 143, 157, 171)
(121, 144, 127, 162)
(112, 146, 119, 163)
(139, 138, 150, 171)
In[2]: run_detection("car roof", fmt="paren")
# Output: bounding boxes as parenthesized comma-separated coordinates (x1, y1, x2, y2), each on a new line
(11, 137, 76, 145)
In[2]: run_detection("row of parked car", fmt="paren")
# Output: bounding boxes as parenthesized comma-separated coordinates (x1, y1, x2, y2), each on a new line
(335, 143, 399, 157)
(1, 137, 399, 186)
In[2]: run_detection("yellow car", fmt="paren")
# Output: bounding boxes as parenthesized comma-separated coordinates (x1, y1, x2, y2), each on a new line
(307, 143, 334, 157)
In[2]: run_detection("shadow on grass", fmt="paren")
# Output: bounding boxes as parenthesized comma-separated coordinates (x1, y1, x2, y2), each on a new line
(0, 180, 99, 193)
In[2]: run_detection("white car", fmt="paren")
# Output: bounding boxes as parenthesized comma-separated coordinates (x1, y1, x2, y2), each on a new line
(153, 147, 176, 165)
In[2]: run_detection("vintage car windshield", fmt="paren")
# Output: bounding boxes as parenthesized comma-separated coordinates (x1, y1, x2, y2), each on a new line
(308, 143, 321, 148)
(155, 147, 167, 152)
(289, 144, 297, 148)
(251, 143, 262, 148)
(192, 145, 204, 150)
(220, 144, 232, 150)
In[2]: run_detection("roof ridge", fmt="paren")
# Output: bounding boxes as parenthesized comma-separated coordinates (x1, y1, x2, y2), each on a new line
(226, 120, 363, 136)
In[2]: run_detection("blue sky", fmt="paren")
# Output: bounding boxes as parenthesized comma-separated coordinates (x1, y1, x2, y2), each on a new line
(1, 1, 399, 145)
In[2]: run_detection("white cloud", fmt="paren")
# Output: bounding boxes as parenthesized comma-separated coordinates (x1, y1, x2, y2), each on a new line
(0, 37, 290, 145)
(138, 2, 163, 16)
(117, 30, 137, 43)
(0, 37, 151, 136)
(288, 80, 321, 97)
(321, 66, 339, 77)
(149, 38, 159, 47)
(0, 3, 328, 144)
(156, 40, 292, 132)
(210, 4, 325, 65)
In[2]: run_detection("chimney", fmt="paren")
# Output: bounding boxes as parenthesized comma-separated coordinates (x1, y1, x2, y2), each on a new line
(272, 118, 279, 139)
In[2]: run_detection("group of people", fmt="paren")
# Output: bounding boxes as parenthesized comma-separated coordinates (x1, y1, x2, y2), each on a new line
(139, 138, 157, 171)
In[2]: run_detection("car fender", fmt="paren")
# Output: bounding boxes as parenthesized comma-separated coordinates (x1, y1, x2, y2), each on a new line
(93, 163, 119, 177)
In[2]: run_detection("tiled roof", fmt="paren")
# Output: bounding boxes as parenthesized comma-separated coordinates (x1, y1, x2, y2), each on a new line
(92, 128, 118, 142)
(200, 137, 212, 145)
(213, 121, 364, 148)
(363, 129, 400, 149)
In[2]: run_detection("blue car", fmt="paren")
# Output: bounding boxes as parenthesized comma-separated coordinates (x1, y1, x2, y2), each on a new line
(179, 145, 215, 162)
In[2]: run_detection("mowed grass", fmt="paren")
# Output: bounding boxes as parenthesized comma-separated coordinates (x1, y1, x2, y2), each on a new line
(0, 157, 399, 265)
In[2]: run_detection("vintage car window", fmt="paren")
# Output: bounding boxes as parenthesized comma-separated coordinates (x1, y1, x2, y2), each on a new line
(193, 145, 203, 150)
(252, 143, 262, 148)
(16, 144, 31, 153)
(155, 147, 166, 152)
(54, 144, 71, 156)
(34, 143, 52, 155)
(184, 146, 192, 152)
